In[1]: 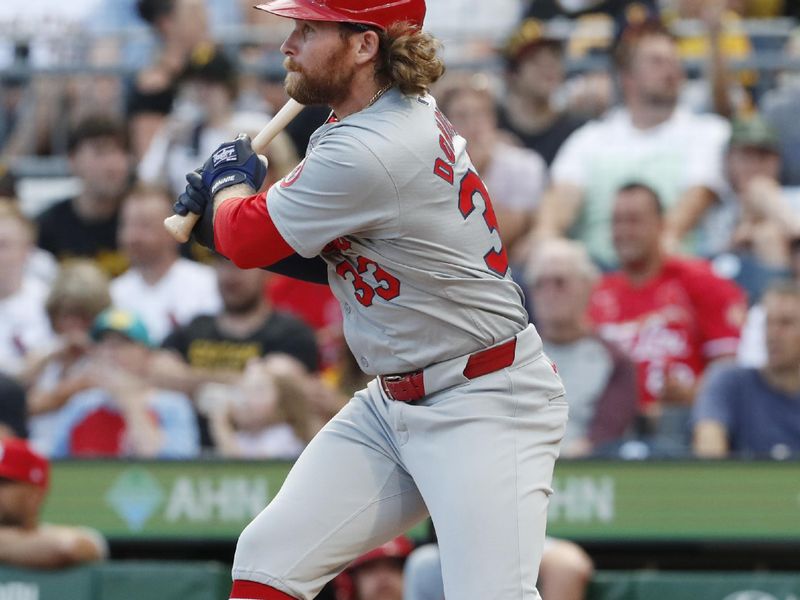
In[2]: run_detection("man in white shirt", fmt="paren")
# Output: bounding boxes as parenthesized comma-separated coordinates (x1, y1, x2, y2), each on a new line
(111, 185, 221, 344)
(535, 20, 730, 267)
(0, 201, 53, 377)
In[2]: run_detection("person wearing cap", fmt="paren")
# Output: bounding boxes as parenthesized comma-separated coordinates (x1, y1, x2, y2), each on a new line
(47, 308, 199, 459)
(498, 18, 585, 166)
(171, 1, 568, 599)
(333, 536, 412, 600)
(707, 114, 800, 310)
(0, 437, 107, 568)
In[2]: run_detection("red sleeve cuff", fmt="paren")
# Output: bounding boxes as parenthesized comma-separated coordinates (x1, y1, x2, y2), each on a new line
(213, 193, 295, 269)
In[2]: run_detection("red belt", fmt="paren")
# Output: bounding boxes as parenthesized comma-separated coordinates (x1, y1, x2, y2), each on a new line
(379, 336, 518, 402)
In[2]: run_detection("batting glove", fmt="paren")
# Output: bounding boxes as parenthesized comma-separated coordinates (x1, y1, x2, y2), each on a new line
(174, 169, 217, 250)
(173, 169, 208, 216)
(200, 134, 268, 196)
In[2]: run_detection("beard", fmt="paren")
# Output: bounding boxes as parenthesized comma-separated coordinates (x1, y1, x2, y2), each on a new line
(283, 47, 356, 107)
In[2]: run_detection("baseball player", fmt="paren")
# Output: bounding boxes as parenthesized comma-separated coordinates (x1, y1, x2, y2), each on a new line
(172, 1, 568, 598)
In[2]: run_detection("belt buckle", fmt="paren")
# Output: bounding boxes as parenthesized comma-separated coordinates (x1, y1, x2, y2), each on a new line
(381, 371, 424, 402)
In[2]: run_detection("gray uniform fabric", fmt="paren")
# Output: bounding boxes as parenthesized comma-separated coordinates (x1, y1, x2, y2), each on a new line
(233, 88, 568, 600)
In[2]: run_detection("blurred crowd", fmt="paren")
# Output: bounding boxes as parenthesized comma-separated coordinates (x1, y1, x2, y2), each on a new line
(0, 0, 798, 483)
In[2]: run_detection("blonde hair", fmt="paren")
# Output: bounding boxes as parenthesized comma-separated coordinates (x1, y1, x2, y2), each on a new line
(45, 260, 112, 324)
(377, 23, 445, 96)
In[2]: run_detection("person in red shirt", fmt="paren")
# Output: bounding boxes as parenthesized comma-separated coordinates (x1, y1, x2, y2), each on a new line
(588, 182, 746, 444)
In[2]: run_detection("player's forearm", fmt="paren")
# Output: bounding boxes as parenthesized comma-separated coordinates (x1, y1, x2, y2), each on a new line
(211, 188, 295, 270)
(0, 526, 105, 568)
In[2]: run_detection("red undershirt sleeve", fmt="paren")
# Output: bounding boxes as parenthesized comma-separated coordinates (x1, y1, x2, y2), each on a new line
(213, 192, 295, 270)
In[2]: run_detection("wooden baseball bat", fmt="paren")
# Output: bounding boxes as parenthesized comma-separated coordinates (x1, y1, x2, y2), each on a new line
(163, 98, 305, 243)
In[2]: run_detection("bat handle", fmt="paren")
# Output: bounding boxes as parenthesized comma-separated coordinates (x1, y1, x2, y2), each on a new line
(164, 98, 304, 244)
(164, 212, 196, 244)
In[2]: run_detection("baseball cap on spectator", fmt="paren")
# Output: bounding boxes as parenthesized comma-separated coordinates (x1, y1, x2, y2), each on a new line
(334, 536, 414, 600)
(0, 438, 49, 489)
(91, 309, 151, 347)
(348, 535, 414, 571)
(728, 115, 780, 153)
(503, 19, 564, 69)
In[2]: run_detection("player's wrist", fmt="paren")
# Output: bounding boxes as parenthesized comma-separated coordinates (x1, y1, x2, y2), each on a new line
(201, 136, 268, 195)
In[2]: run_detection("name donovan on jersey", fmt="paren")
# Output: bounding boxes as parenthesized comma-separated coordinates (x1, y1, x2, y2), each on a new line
(433, 109, 457, 185)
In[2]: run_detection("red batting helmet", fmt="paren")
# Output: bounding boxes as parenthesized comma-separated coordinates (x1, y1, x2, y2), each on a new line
(255, 0, 426, 31)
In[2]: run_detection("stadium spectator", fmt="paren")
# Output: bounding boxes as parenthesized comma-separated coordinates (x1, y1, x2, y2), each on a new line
(535, 20, 730, 267)
(0, 374, 28, 440)
(161, 256, 319, 375)
(761, 25, 800, 185)
(693, 282, 800, 458)
(0, 201, 53, 377)
(49, 308, 199, 459)
(526, 239, 638, 457)
(35, 115, 132, 277)
(437, 73, 547, 257)
(664, 0, 752, 117)
(159, 256, 319, 445)
(707, 114, 799, 301)
(128, 0, 211, 159)
(23, 261, 111, 455)
(112, 184, 221, 344)
(498, 19, 585, 166)
(138, 44, 270, 197)
(0, 195, 58, 286)
(403, 538, 594, 600)
(198, 358, 312, 459)
(0, 438, 107, 568)
(333, 535, 412, 600)
(588, 183, 746, 449)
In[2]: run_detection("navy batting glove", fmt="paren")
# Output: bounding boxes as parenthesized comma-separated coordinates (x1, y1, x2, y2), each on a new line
(200, 134, 267, 196)
(174, 169, 217, 250)
(173, 169, 209, 216)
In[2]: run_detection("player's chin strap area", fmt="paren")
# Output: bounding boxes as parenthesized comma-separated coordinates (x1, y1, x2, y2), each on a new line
(230, 579, 299, 600)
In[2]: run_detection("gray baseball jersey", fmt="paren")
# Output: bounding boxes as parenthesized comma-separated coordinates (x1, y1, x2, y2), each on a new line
(267, 88, 533, 375)
(231, 87, 567, 600)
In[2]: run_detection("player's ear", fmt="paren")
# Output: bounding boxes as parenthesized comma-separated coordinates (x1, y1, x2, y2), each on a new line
(353, 30, 381, 65)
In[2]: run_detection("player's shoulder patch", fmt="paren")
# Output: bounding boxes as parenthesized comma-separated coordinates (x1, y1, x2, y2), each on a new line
(280, 157, 307, 188)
